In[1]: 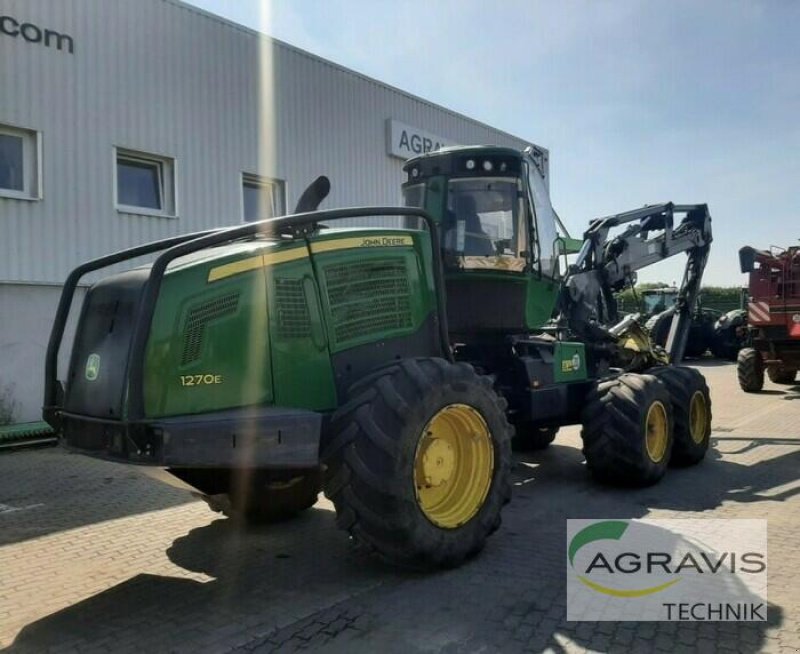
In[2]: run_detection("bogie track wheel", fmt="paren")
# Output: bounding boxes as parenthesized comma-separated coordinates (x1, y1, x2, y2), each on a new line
(651, 366, 712, 466)
(581, 373, 674, 486)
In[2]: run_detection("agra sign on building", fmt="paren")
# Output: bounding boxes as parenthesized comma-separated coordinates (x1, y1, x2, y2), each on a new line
(386, 120, 457, 160)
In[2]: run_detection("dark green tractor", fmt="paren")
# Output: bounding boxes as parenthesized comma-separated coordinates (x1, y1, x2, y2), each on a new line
(642, 287, 719, 358)
(44, 145, 713, 568)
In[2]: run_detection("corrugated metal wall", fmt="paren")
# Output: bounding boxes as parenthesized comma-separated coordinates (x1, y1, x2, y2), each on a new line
(0, 0, 537, 286)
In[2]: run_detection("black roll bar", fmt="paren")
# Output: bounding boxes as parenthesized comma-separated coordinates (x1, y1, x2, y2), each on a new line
(43, 229, 222, 423)
(44, 207, 450, 425)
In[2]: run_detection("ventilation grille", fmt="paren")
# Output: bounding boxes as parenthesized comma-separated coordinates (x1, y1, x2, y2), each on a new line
(274, 278, 312, 338)
(181, 292, 240, 365)
(324, 258, 413, 344)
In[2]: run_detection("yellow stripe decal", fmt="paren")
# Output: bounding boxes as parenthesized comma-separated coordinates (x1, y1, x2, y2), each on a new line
(207, 247, 308, 282)
(310, 235, 414, 254)
(207, 235, 414, 283)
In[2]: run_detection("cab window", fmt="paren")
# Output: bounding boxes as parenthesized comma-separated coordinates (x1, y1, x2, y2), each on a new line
(444, 178, 528, 272)
(527, 163, 559, 278)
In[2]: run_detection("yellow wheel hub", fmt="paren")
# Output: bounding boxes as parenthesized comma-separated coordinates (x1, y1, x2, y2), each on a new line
(689, 391, 708, 444)
(413, 404, 494, 529)
(645, 400, 669, 464)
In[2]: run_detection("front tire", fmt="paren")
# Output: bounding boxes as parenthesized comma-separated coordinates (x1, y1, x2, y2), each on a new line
(581, 373, 673, 486)
(737, 348, 764, 392)
(512, 424, 558, 451)
(767, 365, 797, 385)
(322, 358, 512, 568)
(651, 366, 712, 466)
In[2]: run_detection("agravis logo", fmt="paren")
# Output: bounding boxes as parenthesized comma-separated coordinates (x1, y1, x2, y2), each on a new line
(567, 519, 768, 621)
(569, 521, 680, 597)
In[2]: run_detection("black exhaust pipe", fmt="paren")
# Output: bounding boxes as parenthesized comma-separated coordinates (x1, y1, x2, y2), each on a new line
(294, 176, 330, 213)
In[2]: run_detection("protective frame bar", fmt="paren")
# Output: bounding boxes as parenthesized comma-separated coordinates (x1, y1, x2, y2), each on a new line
(44, 207, 449, 427)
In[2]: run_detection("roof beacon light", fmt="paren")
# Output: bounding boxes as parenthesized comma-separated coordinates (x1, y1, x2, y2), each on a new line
(482, 160, 494, 172)
(465, 159, 476, 170)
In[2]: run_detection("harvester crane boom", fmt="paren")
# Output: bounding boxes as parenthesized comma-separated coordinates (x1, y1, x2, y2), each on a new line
(559, 203, 712, 364)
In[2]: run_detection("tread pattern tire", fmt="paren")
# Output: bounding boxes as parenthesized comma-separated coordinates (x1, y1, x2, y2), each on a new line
(512, 424, 558, 452)
(204, 473, 320, 524)
(737, 348, 764, 393)
(767, 365, 797, 385)
(580, 373, 673, 487)
(321, 357, 512, 569)
(650, 366, 712, 466)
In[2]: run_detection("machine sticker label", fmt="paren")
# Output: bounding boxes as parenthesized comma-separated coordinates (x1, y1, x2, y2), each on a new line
(180, 374, 223, 387)
(561, 354, 581, 373)
(311, 235, 414, 254)
(84, 353, 100, 381)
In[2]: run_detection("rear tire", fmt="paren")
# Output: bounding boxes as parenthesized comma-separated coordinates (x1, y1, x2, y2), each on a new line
(767, 365, 797, 385)
(581, 373, 673, 486)
(205, 472, 320, 523)
(737, 348, 764, 392)
(512, 424, 558, 452)
(322, 358, 512, 569)
(651, 366, 712, 466)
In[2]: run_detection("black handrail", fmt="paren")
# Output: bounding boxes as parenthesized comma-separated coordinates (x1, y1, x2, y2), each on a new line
(43, 228, 223, 422)
(44, 207, 450, 425)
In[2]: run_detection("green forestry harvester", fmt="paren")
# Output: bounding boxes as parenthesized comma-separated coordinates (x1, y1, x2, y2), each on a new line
(44, 146, 713, 568)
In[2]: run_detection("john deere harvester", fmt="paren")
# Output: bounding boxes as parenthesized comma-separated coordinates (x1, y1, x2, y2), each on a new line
(44, 146, 713, 568)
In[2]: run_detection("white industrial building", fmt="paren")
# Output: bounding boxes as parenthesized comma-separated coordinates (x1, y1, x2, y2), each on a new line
(0, 0, 543, 421)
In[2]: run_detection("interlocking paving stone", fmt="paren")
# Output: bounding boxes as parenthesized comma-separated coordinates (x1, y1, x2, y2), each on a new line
(1, 362, 797, 653)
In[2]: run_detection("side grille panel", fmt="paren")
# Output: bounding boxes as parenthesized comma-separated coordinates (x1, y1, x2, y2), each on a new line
(274, 278, 312, 338)
(181, 292, 240, 365)
(324, 258, 413, 345)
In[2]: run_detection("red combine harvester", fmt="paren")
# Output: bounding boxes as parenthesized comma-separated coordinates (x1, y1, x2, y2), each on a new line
(737, 244, 800, 391)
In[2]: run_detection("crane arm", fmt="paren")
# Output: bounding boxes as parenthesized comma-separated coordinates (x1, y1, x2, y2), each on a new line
(557, 203, 712, 364)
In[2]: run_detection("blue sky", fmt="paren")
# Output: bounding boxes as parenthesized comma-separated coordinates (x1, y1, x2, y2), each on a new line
(186, 0, 799, 286)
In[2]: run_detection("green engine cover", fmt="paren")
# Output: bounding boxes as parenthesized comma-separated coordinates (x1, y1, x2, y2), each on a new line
(142, 229, 437, 419)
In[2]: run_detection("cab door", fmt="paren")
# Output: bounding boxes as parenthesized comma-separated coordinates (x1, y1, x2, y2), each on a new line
(524, 157, 562, 328)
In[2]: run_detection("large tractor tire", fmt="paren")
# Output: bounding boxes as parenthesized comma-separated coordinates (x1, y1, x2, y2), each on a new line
(767, 365, 797, 385)
(206, 473, 321, 523)
(322, 357, 512, 569)
(737, 348, 764, 393)
(684, 325, 711, 359)
(512, 424, 558, 452)
(712, 310, 746, 361)
(651, 366, 712, 466)
(581, 373, 673, 486)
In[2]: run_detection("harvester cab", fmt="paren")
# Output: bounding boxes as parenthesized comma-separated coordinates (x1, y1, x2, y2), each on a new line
(45, 144, 714, 569)
(401, 146, 579, 340)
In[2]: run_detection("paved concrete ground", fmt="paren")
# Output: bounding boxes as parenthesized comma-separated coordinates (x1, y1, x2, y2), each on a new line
(1, 361, 799, 653)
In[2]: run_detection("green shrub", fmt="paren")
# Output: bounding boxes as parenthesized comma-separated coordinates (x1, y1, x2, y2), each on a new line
(0, 384, 17, 426)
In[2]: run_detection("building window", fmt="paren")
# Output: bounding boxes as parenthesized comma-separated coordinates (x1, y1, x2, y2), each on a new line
(115, 147, 176, 216)
(242, 173, 285, 222)
(0, 123, 41, 200)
